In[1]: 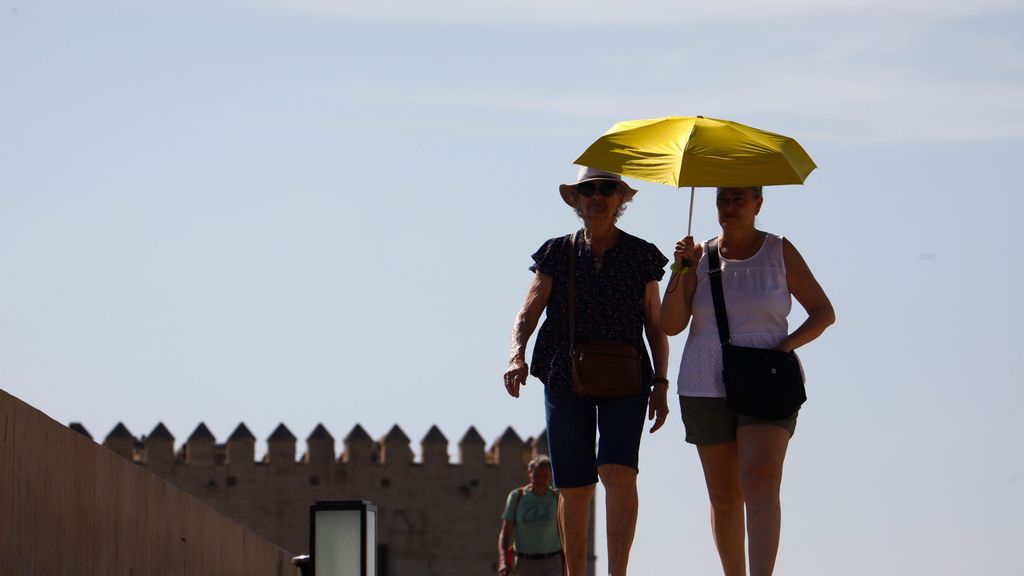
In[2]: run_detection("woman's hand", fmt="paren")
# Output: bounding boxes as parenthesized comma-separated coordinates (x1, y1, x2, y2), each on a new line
(504, 357, 529, 398)
(648, 382, 670, 433)
(674, 235, 696, 268)
(505, 271, 551, 399)
(774, 341, 795, 353)
(662, 240, 700, 336)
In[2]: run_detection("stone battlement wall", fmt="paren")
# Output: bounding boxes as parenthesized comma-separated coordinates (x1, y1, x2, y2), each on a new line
(71, 420, 582, 576)
(82, 420, 548, 471)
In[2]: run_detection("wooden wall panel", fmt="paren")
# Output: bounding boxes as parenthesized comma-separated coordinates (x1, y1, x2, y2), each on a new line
(92, 447, 120, 575)
(48, 419, 70, 575)
(0, 391, 16, 576)
(121, 458, 144, 574)
(0, 389, 296, 576)
(10, 392, 42, 575)
(184, 496, 212, 574)
(220, 515, 246, 576)
(144, 475, 169, 576)
(69, 430, 98, 576)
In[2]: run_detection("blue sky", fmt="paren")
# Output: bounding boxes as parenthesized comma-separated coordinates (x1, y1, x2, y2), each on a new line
(2, 0, 1022, 573)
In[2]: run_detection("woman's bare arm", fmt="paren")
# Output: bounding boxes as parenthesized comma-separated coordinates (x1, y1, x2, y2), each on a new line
(777, 238, 835, 352)
(661, 238, 703, 336)
(504, 272, 552, 398)
(644, 280, 671, 432)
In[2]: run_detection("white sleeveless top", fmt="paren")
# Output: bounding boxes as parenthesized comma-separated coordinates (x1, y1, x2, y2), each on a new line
(677, 233, 791, 397)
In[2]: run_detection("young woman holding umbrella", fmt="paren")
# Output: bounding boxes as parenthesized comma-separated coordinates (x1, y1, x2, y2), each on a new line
(661, 185, 835, 575)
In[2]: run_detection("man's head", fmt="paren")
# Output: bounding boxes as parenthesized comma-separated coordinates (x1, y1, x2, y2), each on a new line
(528, 455, 553, 489)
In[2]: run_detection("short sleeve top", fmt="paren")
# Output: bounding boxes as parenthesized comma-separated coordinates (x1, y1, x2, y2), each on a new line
(529, 228, 668, 393)
(501, 487, 561, 555)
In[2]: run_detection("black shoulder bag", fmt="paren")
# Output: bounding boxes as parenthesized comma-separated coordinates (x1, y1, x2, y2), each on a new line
(568, 231, 644, 398)
(707, 237, 806, 419)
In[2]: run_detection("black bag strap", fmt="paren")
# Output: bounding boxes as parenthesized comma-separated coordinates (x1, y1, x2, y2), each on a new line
(706, 237, 732, 346)
(567, 231, 577, 351)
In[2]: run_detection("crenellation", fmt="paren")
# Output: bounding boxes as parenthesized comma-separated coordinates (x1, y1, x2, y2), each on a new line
(380, 425, 413, 466)
(69, 421, 92, 439)
(143, 422, 176, 472)
(420, 425, 449, 465)
(303, 423, 335, 466)
(94, 421, 547, 468)
(183, 422, 216, 465)
(489, 426, 528, 468)
(531, 428, 549, 457)
(226, 422, 256, 466)
(103, 422, 135, 461)
(343, 424, 374, 464)
(458, 426, 487, 466)
(265, 423, 297, 465)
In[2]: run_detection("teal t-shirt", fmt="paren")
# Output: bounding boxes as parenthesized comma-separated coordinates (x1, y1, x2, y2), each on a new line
(501, 487, 561, 555)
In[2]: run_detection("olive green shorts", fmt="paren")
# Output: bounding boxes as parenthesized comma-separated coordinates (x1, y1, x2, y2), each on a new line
(679, 396, 798, 445)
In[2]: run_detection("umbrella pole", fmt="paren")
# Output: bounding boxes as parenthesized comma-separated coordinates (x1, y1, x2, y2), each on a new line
(687, 186, 695, 236)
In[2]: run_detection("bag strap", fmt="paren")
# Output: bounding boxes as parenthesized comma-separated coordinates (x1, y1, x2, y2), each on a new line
(706, 237, 732, 346)
(509, 481, 532, 528)
(512, 485, 527, 521)
(505, 485, 527, 557)
(567, 231, 577, 351)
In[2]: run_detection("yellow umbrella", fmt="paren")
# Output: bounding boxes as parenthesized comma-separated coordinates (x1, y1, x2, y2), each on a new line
(574, 115, 816, 234)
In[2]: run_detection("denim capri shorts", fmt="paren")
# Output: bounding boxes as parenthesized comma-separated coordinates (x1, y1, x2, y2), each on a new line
(544, 386, 651, 489)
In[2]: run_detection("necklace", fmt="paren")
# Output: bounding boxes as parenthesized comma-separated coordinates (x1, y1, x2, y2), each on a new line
(585, 228, 618, 271)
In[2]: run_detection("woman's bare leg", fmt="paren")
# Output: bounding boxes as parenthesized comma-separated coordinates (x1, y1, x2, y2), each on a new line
(696, 441, 746, 576)
(598, 464, 639, 576)
(559, 484, 596, 576)
(737, 425, 790, 576)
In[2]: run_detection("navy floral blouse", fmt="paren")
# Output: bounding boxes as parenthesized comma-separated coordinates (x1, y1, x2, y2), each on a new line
(529, 228, 668, 393)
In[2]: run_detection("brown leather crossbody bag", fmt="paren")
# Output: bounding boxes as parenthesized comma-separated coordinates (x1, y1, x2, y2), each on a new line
(567, 231, 644, 398)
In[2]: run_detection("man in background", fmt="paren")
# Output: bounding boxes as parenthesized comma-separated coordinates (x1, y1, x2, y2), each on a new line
(497, 455, 563, 576)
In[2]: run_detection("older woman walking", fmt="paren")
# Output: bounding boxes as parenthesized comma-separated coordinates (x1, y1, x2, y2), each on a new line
(504, 167, 670, 576)
(661, 186, 835, 575)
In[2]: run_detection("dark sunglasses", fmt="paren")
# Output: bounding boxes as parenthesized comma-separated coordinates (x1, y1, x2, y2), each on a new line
(577, 180, 620, 197)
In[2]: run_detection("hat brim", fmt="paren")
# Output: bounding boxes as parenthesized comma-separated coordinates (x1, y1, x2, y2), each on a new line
(559, 179, 638, 207)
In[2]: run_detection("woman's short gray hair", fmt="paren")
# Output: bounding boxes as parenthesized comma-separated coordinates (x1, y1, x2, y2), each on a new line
(528, 455, 552, 472)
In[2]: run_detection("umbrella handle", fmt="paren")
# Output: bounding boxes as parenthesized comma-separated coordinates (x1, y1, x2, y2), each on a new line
(680, 186, 696, 269)
(687, 186, 695, 236)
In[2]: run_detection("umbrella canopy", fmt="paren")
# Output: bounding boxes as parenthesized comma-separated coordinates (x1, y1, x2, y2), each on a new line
(574, 116, 816, 188)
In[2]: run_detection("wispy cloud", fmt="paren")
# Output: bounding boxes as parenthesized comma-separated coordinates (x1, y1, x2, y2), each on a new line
(247, 0, 1020, 24)
(167, 0, 1024, 143)
(346, 52, 1024, 144)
